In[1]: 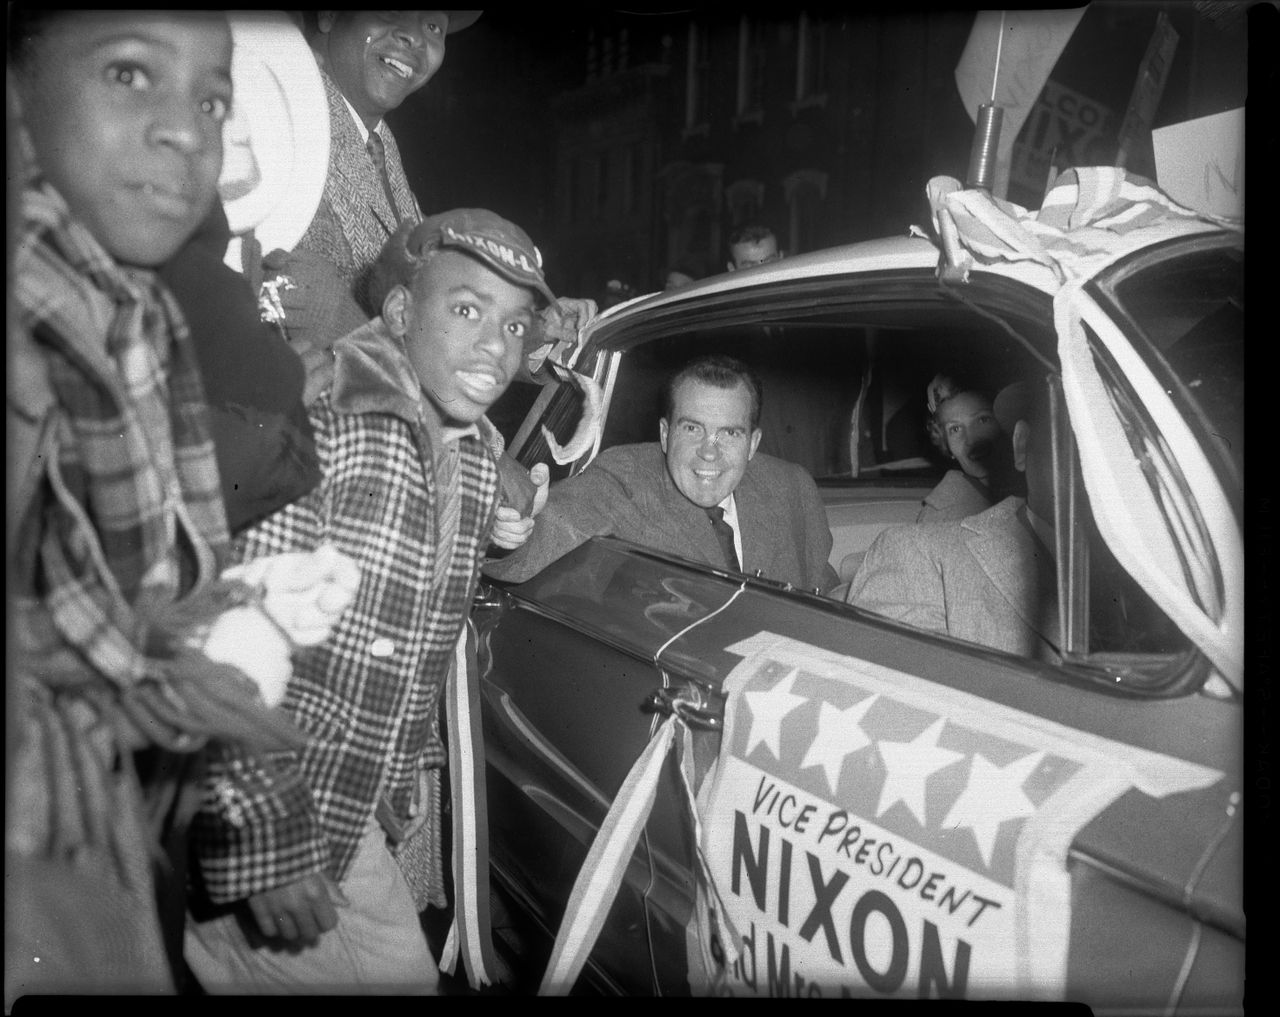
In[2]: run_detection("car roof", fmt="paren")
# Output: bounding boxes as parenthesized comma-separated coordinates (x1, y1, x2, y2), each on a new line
(591, 233, 1067, 337)
(592, 213, 1239, 336)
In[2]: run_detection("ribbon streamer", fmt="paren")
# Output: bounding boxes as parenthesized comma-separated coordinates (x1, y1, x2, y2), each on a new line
(438, 620, 498, 987)
(540, 365, 605, 465)
(539, 693, 739, 995)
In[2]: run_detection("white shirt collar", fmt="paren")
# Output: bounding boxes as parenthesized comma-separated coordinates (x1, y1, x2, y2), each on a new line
(440, 422, 481, 446)
(341, 93, 378, 144)
(718, 493, 744, 569)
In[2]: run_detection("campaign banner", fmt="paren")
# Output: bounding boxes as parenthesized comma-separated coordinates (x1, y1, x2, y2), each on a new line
(688, 633, 1223, 999)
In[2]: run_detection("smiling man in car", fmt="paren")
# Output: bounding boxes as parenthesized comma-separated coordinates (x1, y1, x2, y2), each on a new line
(485, 354, 839, 592)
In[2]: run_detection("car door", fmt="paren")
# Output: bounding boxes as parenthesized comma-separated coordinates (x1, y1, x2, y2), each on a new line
(475, 242, 1242, 1006)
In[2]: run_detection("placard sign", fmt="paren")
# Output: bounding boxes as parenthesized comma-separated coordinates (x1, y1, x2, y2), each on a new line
(1010, 80, 1116, 200)
(687, 634, 1222, 999)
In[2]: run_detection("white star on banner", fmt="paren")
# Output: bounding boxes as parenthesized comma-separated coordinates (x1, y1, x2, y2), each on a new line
(941, 750, 1045, 867)
(800, 695, 879, 795)
(743, 668, 806, 760)
(875, 717, 965, 826)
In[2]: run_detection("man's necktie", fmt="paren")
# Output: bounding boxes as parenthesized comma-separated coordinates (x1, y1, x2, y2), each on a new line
(706, 506, 740, 572)
(366, 130, 402, 229)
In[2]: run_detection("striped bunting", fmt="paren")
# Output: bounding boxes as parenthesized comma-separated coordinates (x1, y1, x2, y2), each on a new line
(928, 166, 1241, 287)
(438, 620, 497, 987)
(538, 698, 741, 995)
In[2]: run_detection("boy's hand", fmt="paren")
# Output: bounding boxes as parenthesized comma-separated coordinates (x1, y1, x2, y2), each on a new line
(222, 545, 362, 647)
(490, 463, 549, 551)
(247, 872, 349, 945)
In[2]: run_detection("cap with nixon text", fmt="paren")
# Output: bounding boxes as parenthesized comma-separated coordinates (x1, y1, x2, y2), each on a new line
(407, 208, 556, 308)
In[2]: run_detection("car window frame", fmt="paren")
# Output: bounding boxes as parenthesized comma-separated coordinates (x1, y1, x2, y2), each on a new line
(501, 258, 1236, 699)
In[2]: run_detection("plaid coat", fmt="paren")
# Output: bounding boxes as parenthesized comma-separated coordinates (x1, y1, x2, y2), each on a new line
(10, 179, 229, 701)
(191, 319, 501, 902)
(9, 178, 233, 997)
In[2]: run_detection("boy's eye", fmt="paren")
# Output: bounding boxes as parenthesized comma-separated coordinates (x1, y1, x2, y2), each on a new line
(452, 303, 479, 320)
(506, 321, 527, 339)
(108, 62, 150, 90)
(201, 95, 231, 122)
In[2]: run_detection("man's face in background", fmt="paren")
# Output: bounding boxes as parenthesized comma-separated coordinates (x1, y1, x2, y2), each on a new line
(317, 11, 449, 127)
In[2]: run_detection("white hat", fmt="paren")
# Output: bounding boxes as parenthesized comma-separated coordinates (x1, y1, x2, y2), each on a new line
(218, 12, 330, 272)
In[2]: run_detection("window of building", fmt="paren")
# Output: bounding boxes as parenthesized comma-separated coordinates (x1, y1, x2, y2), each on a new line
(622, 146, 639, 215)
(724, 179, 765, 229)
(793, 12, 829, 111)
(596, 150, 610, 218)
(684, 22, 711, 136)
(782, 169, 828, 255)
(735, 16, 766, 124)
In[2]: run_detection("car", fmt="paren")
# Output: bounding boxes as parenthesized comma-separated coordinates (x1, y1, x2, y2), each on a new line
(473, 179, 1243, 1007)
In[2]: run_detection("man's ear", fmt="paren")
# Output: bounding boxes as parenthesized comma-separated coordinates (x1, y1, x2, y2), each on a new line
(748, 428, 762, 460)
(1012, 420, 1030, 473)
(382, 285, 412, 338)
(726, 261, 737, 272)
(659, 417, 669, 453)
(316, 11, 337, 34)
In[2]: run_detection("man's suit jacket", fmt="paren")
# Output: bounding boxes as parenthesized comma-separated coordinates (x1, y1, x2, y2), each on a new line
(294, 68, 422, 311)
(916, 468, 992, 524)
(483, 443, 839, 592)
(846, 496, 1059, 658)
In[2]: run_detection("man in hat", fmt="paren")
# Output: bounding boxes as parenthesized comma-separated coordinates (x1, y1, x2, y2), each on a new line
(290, 11, 479, 309)
(844, 378, 1061, 659)
(276, 10, 590, 547)
(186, 209, 554, 994)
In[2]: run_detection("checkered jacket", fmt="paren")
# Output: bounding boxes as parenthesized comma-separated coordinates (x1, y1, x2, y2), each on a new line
(190, 319, 500, 902)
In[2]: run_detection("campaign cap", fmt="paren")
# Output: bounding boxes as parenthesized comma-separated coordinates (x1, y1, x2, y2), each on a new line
(407, 208, 555, 307)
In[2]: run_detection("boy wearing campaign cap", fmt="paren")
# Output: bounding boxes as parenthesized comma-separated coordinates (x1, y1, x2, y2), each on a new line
(187, 209, 554, 994)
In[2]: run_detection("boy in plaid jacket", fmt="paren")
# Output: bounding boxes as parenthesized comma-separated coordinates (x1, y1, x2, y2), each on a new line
(187, 209, 557, 994)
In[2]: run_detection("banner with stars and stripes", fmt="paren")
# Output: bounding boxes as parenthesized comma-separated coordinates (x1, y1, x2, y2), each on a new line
(686, 633, 1223, 999)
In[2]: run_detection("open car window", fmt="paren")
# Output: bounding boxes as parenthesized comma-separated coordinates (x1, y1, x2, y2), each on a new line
(593, 288, 1051, 487)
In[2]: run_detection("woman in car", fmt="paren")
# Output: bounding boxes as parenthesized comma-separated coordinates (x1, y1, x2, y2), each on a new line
(917, 374, 1021, 522)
